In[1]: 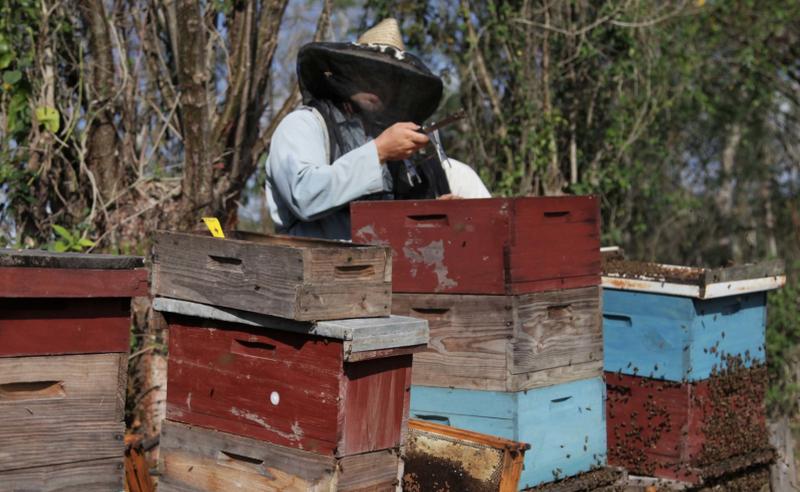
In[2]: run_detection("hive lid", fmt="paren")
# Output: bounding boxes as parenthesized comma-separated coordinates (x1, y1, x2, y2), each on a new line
(0, 248, 144, 270)
(153, 297, 428, 358)
(601, 254, 785, 299)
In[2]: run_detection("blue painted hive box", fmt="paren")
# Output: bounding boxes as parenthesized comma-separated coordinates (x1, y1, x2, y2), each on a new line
(602, 257, 784, 382)
(410, 377, 607, 489)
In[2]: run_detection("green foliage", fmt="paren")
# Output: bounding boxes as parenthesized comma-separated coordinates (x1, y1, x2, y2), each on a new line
(767, 263, 800, 416)
(0, 0, 39, 140)
(48, 224, 95, 253)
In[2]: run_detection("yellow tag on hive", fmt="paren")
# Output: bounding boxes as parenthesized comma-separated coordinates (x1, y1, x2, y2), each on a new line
(202, 217, 225, 238)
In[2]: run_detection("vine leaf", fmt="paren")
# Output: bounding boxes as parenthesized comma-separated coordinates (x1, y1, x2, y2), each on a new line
(52, 224, 73, 242)
(35, 106, 60, 133)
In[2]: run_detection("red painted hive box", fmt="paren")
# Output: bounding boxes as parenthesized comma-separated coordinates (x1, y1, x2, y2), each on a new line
(350, 196, 601, 294)
(606, 365, 772, 484)
(154, 297, 428, 458)
(0, 249, 147, 490)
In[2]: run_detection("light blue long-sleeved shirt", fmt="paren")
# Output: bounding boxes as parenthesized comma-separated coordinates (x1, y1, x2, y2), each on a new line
(264, 108, 389, 240)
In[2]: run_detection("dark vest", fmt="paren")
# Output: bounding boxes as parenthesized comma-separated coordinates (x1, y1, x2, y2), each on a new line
(307, 99, 450, 200)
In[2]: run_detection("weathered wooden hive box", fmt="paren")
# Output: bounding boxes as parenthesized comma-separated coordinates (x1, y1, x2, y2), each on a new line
(159, 420, 402, 492)
(403, 419, 530, 492)
(409, 377, 607, 489)
(606, 368, 772, 484)
(351, 196, 600, 295)
(392, 286, 602, 391)
(155, 297, 428, 458)
(0, 249, 147, 490)
(152, 230, 392, 321)
(602, 257, 784, 381)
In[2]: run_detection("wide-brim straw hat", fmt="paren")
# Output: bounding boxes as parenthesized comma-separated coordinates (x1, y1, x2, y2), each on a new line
(297, 19, 443, 125)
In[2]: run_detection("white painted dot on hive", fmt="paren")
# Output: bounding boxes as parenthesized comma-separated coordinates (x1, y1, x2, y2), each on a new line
(270, 391, 280, 406)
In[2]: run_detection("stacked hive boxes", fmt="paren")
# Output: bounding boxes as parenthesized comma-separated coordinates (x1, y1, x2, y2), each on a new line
(602, 255, 785, 487)
(151, 231, 429, 491)
(0, 249, 147, 490)
(351, 196, 606, 489)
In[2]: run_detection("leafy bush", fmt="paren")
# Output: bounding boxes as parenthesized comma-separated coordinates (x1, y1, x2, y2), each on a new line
(766, 261, 800, 417)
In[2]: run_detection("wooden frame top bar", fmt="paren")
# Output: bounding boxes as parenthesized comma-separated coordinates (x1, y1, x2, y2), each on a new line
(153, 297, 428, 358)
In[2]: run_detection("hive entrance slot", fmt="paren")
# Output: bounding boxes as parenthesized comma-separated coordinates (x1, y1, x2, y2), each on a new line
(0, 381, 65, 401)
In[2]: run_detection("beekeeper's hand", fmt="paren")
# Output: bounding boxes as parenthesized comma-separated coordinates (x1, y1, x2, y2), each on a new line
(375, 123, 429, 161)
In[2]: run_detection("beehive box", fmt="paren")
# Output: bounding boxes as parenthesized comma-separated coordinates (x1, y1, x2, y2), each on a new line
(159, 420, 402, 492)
(154, 297, 428, 457)
(351, 196, 600, 295)
(392, 286, 602, 392)
(152, 230, 391, 321)
(606, 366, 771, 484)
(410, 377, 607, 489)
(0, 249, 146, 490)
(602, 259, 784, 381)
(403, 419, 529, 492)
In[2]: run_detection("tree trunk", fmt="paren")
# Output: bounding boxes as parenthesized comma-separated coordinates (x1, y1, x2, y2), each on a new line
(716, 123, 742, 261)
(79, 0, 122, 206)
(175, 0, 212, 229)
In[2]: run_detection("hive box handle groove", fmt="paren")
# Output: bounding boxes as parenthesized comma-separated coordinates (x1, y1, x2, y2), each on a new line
(231, 339, 277, 358)
(0, 381, 65, 401)
(543, 210, 571, 219)
(405, 214, 449, 227)
(334, 264, 375, 279)
(603, 313, 633, 327)
(207, 254, 244, 273)
(411, 306, 451, 317)
(413, 414, 451, 426)
(217, 450, 264, 466)
(547, 304, 573, 319)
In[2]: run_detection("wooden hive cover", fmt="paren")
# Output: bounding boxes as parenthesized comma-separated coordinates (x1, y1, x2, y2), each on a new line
(350, 196, 601, 295)
(0, 249, 147, 298)
(602, 256, 785, 299)
(152, 230, 392, 321)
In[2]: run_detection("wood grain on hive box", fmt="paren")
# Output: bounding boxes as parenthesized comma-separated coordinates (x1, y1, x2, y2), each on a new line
(159, 420, 401, 492)
(0, 353, 127, 472)
(0, 457, 124, 491)
(350, 196, 600, 295)
(392, 286, 602, 392)
(152, 231, 391, 321)
(154, 297, 428, 457)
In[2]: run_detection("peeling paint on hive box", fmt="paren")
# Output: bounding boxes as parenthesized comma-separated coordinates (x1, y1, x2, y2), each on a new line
(351, 197, 601, 295)
(156, 300, 428, 458)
